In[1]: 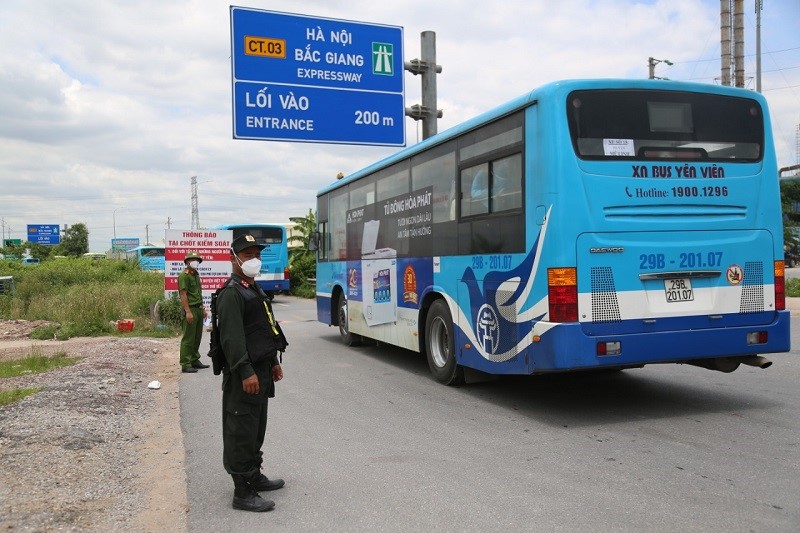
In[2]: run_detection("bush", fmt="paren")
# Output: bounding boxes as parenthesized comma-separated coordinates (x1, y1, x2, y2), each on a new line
(787, 277, 800, 297)
(158, 293, 185, 327)
(289, 253, 316, 299)
(0, 257, 178, 338)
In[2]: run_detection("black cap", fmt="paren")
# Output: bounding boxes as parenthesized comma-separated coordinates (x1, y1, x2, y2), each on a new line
(231, 234, 265, 254)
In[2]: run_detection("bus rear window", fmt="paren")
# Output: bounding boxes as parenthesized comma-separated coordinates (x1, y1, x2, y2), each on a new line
(233, 226, 283, 244)
(567, 89, 763, 161)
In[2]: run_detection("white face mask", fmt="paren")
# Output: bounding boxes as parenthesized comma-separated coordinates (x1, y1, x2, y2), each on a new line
(188, 260, 199, 270)
(235, 255, 262, 277)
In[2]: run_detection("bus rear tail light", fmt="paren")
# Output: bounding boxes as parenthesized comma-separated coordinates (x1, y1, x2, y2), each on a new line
(774, 261, 785, 311)
(284, 267, 290, 280)
(747, 331, 768, 345)
(596, 341, 621, 356)
(548, 267, 578, 322)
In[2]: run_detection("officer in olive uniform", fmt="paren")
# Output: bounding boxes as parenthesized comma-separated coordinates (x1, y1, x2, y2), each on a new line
(179, 251, 209, 373)
(217, 234, 287, 512)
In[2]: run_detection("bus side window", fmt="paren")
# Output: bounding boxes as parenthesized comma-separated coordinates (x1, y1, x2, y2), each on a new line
(492, 153, 522, 212)
(461, 164, 489, 217)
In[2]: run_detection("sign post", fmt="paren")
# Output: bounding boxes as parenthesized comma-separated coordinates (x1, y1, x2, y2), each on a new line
(230, 7, 405, 146)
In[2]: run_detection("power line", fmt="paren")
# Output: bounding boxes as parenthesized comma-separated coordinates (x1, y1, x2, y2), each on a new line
(670, 46, 800, 66)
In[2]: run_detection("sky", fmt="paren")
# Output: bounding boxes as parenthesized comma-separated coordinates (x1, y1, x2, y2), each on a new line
(0, 0, 798, 252)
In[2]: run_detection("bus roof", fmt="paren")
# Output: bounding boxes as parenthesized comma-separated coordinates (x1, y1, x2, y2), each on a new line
(210, 223, 286, 229)
(126, 245, 164, 252)
(318, 78, 770, 196)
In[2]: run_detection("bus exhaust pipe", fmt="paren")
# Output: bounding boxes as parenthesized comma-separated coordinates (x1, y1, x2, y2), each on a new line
(687, 356, 772, 373)
(739, 355, 772, 369)
(687, 358, 740, 373)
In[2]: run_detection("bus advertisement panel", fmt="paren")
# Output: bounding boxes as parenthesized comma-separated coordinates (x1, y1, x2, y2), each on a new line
(315, 79, 790, 385)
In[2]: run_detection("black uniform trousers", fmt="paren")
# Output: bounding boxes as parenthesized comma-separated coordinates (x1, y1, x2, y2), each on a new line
(221, 361, 273, 476)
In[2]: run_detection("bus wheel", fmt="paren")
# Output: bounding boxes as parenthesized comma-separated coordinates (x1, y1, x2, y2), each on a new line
(337, 294, 361, 346)
(425, 300, 464, 385)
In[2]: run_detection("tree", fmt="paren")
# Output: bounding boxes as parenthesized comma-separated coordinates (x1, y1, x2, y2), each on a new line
(57, 223, 90, 257)
(0, 242, 23, 260)
(0, 241, 52, 261)
(781, 180, 800, 250)
(25, 242, 55, 260)
(288, 209, 316, 266)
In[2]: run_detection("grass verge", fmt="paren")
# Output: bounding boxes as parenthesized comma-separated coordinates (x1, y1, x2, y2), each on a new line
(0, 386, 41, 407)
(0, 348, 81, 407)
(0, 349, 81, 379)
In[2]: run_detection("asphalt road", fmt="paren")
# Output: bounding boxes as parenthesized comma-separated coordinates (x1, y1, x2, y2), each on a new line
(180, 296, 799, 532)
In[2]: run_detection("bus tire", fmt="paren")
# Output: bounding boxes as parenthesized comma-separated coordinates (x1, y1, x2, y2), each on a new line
(425, 299, 464, 385)
(337, 293, 361, 346)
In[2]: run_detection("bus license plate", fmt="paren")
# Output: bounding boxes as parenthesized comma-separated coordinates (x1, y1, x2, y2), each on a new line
(664, 278, 693, 302)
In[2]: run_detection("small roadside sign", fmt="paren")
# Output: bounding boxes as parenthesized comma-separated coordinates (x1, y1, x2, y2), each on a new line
(164, 229, 233, 309)
(112, 238, 140, 253)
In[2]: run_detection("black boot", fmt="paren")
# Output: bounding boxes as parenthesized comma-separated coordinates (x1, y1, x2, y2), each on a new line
(250, 472, 285, 492)
(231, 474, 275, 512)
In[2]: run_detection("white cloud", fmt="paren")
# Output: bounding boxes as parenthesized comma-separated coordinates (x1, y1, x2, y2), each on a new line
(0, 0, 798, 251)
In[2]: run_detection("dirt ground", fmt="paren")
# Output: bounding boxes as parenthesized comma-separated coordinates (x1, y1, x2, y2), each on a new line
(0, 319, 188, 531)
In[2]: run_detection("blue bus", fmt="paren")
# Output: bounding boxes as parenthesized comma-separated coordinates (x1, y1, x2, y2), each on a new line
(211, 223, 290, 298)
(314, 78, 790, 385)
(126, 245, 165, 272)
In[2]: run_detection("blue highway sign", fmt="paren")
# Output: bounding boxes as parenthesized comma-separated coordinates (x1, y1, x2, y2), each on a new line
(27, 224, 60, 245)
(230, 7, 405, 146)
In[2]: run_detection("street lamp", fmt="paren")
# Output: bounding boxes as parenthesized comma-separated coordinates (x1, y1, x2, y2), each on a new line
(648, 57, 673, 80)
(113, 207, 124, 240)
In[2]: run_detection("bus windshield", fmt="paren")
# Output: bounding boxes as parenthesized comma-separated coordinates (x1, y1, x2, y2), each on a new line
(126, 246, 165, 271)
(141, 247, 164, 257)
(567, 89, 763, 161)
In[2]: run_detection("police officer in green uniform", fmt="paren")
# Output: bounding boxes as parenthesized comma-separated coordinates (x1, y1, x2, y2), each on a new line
(179, 251, 209, 373)
(217, 234, 287, 512)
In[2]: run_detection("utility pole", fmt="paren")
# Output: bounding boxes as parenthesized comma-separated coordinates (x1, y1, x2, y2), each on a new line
(719, 0, 746, 87)
(145, 224, 150, 245)
(733, 0, 745, 87)
(0, 218, 13, 247)
(648, 57, 673, 79)
(166, 217, 172, 229)
(404, 31, 443, 140)
(190, 175, 199, 230)
(720, 0, 732, 86)
(755, 0, 762, 92)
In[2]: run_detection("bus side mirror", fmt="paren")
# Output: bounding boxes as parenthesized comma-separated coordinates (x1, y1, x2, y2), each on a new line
(308, 231, 320, 252)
